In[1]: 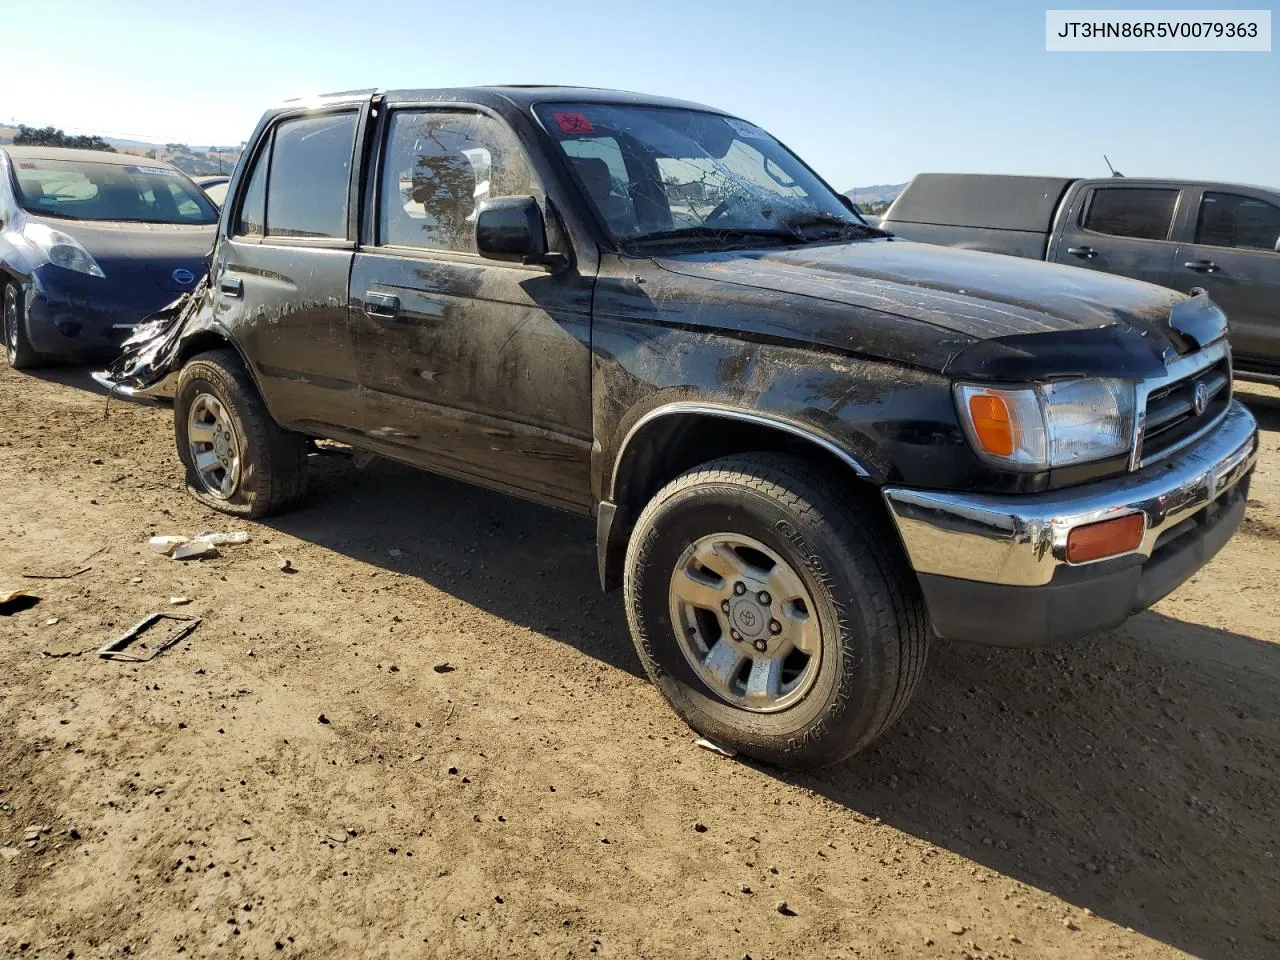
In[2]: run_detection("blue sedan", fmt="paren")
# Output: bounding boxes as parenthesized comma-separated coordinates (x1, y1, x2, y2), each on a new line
(0, 146, 217, 368)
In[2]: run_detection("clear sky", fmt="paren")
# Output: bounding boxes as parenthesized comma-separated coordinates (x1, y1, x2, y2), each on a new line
(2, 0, 1275, 190)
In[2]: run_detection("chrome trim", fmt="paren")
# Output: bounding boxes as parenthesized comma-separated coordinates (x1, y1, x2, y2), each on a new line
(1130, 339, 1231, 470)
(884, 400, 1257, 587)
(610, 402, 871, 500)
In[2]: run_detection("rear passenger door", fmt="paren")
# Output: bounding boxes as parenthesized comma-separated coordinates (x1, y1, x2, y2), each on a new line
(215, 100, 370, 434)
(347, 103, 594, 511)
(1050, 183, 1183, 289)
(1172, 188, 1280, 367)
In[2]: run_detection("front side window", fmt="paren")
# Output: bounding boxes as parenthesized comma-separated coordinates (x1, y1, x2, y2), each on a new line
(11, 158, 217, 224)
(265, 112, 357, 239)
(378, 110, 538, 253)
(535, 103, 868, 247)
(1082, 187, 1178, 241)
(1195, 192, 1280, 251)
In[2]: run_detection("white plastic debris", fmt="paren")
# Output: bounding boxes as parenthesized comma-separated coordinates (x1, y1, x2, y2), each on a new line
(168, 596, 192, 606)
(172, 541, 218, 561)
(193, 531, 250, 546)
(148, 535, 189, 556)
(45, 617, 60, 626)
(695, 737, 738, 759)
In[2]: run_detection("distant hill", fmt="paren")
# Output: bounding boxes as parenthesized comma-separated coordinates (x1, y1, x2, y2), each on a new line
(843, 182, 908, 215)
(0, 124, 242, 176)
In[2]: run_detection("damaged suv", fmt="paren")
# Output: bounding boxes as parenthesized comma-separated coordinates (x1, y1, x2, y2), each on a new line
(98, 88, 1259, 768)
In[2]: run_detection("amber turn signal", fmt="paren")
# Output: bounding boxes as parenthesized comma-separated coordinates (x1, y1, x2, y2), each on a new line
(1065, 514, 1145, 564)
(967, 394, 1014, 456)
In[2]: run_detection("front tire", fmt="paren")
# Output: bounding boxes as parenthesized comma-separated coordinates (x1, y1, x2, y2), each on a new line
(624, 454, 929, 768)
(3, 282, 43, 370)
(174, 349, 308, 518)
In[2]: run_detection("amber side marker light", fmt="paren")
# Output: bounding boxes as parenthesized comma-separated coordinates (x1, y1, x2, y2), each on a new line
(1066, 514, 1145, 564)
(967, 394, 1014, 456)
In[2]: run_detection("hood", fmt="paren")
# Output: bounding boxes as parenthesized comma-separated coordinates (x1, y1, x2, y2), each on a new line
(657, 238, 1187, 340)
(653, 238, 1219, 378)
(33, 215, 215, 294)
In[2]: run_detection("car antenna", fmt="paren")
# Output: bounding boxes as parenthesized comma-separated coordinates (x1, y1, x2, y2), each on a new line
(1103, 154, 1124, 177)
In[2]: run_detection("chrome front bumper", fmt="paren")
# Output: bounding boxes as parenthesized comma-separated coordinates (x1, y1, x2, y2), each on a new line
(883, 400, 1258, 588)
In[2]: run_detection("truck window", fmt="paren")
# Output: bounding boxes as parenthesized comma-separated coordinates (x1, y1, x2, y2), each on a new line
(377, 110, 538, 254)
(265, 112, 357, 240)
(235, 144, 268, 237)
(1195, 192, 1280, 251)
(1082, 187, 1177, 241)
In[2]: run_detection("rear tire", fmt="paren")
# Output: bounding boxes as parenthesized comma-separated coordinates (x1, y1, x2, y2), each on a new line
(174, 349, 307, 518)
(3, 282, 44, 370)
(624, 453, 929, 769)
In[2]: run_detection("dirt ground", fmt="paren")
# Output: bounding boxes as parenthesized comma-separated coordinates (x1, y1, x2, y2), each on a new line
(1, 365, 1277, 960)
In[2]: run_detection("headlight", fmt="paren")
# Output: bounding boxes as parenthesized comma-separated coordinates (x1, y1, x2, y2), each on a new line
(21, 222, 106, 278)
(955, 378, 1135, 471)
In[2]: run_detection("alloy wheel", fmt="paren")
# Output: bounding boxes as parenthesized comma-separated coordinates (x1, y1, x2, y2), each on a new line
(668, 533, 822, 713)
(187, 393, 241, 499)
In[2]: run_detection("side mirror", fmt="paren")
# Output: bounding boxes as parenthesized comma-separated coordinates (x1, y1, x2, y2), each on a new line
(1274, 235, 1280, 253)
(476, 196, 550, 265)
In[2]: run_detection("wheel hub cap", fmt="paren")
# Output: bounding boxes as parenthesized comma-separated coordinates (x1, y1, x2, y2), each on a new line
(669, 533, 822, 713)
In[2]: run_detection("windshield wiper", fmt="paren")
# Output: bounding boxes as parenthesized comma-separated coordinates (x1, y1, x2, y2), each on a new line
(780, 213, 889, 240)
(625, 225, 803, 248)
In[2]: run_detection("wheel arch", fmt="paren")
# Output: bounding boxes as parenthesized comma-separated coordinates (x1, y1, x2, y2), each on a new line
(174, 327, 277, 419)
(598, 404, 884, 591)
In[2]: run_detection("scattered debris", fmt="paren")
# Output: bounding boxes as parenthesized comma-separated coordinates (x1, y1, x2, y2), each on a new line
(168, 596, 192, 606)
(173, 541, 218, 561)
(695, 737, 738, 758)
(148, 535, 190, 556)
(433, 662, 455, 674)
(194, 531, 250, 546)
(318, 714, 330, 725)
(775, 900, 797, 916)
(22, 545, 106, 580)
(45, 617, 60, 626)
(150, 531, 249, 559)
(278, 557, 296, 574)
(1062, 917, 1079, 931)
(693, 821, 708, 833)
(98, 613, 201, 662)
(947, 920, 966, 935)
(0, 589, 39, 615)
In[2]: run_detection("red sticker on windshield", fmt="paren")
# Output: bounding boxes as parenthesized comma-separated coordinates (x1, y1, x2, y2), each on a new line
(553, 112, 594, 134)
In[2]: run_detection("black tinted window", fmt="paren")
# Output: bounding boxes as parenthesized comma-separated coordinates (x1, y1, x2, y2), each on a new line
(1195, 192, 1280, 251)
(266, 113, 356, 239)
(1083, 188, 1177, 241)
(235, 143, 268, 237)
(378, 111, 537, 253)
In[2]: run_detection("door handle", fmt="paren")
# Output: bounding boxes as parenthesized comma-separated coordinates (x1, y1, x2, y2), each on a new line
(1183, 259, 1219, 273)
(363, 292, 401, 320)
(219, 277, 243, 298)
(1067, 245, 1097, 260)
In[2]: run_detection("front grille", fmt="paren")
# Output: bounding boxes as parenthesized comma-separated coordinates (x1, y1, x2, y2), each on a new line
(1138, 354, 1231, 464)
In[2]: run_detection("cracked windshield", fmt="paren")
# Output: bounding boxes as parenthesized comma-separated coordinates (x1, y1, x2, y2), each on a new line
(537, 103, 870, 245)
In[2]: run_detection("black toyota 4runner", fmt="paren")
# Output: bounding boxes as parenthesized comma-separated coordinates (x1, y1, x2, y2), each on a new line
(99, 87, 1259, 768)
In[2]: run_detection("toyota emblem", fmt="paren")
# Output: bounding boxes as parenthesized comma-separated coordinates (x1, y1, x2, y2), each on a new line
(172, 268, 196, 286)
(1193, 380, 1210, 416)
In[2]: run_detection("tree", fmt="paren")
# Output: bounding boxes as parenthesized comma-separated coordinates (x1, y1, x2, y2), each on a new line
(13, 124, 115, 152)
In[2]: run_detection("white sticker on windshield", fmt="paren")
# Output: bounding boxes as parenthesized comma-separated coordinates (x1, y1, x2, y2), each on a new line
(125, 165, 181, 177)
(726, 118, 767, 140)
